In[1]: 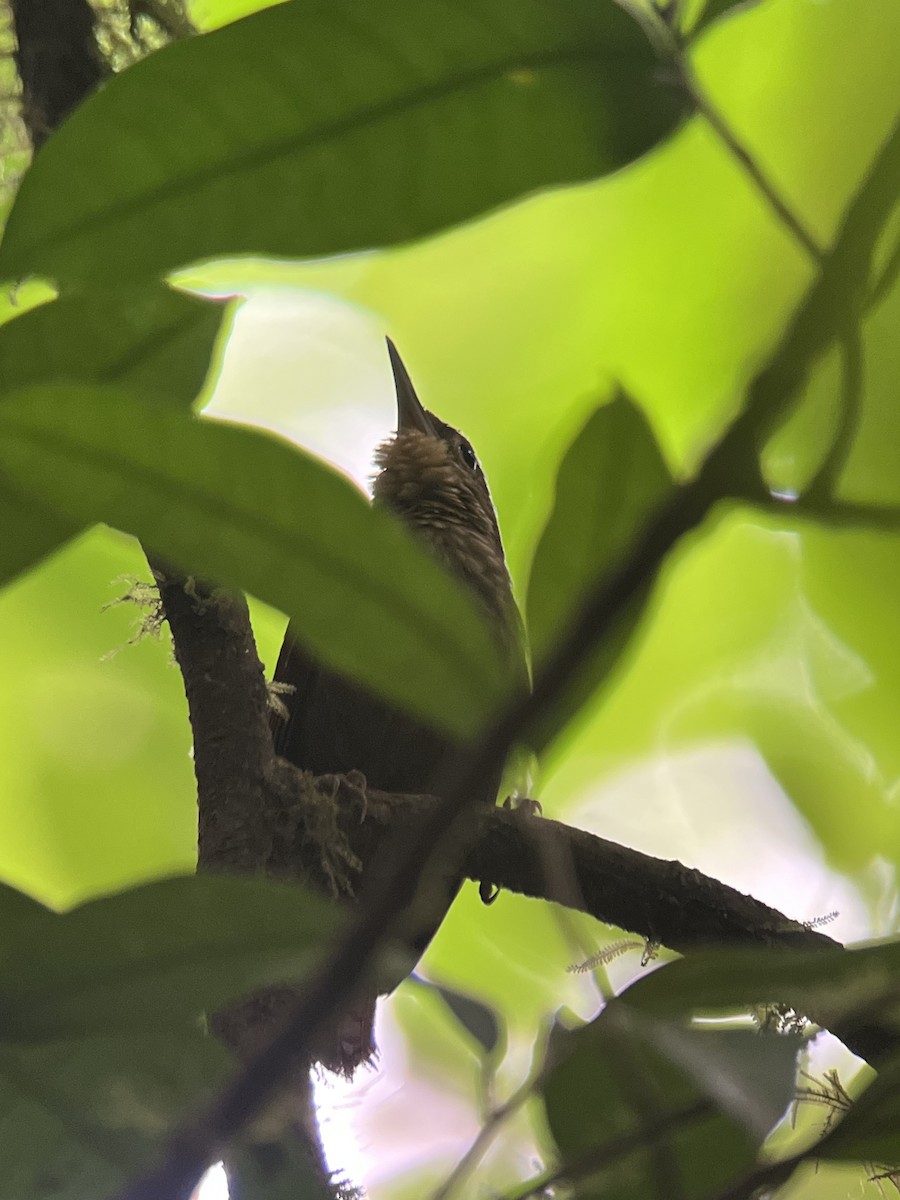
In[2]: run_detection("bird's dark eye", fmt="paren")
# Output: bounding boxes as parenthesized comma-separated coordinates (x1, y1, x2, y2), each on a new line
(458, 440, 478, 470)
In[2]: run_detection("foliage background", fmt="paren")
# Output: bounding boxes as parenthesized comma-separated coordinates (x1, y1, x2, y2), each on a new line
(0, 0, 899, 1196)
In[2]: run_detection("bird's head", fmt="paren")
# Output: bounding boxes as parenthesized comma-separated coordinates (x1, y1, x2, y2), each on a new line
(373, 339, 514, 632)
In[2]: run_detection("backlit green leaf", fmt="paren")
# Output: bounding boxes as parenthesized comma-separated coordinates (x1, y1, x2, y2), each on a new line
(0, 0, 688, 287)
(0, 285, 224, 403)
(0, 385, 513, 735)
(0, 286, 225, 585)
(525, 395, 672, 749)
(538, 1005, 798, 1199)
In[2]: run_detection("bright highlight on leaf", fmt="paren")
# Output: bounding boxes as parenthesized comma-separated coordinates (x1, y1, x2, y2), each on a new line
(0, 0, 689, 287)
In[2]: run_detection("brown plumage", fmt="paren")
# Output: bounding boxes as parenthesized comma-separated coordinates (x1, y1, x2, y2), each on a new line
(271, 339, 519, 1075)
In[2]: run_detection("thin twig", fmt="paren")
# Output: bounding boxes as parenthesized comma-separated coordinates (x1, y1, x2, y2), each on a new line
(678, 60, 826, 264)
(762, 497, 900, 534)
(805, 326, 865, 502)
(430, 1072, 539, 1200)
(868, 230, 900, 311)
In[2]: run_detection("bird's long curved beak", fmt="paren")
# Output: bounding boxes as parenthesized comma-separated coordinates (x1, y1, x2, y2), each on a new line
(387, 337, 434, 436)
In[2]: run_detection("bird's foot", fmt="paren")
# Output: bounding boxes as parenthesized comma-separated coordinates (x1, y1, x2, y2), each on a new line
(269, 761, 363, 898)
(479, 796, 542, 906)
(317, 770, 368, 824)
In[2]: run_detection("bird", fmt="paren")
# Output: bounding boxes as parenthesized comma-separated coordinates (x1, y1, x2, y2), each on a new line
(269, 337, 521, 1075)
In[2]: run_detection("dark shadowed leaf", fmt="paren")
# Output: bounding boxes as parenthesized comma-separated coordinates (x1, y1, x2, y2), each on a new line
(623, 938, 900, 1036)
(0, 386, 514, 734)
(0, 881, 52, 947)
(0, 285, 224, 403)
(525, 396, 672, 749)
(0, 0, 689, 287)
(0, 480, 76, 588)
(0, 874, 338, 1198)
(539, 1005, 799, 1199)
(0, 286, 225, 585)
(0, 1032, 231, 1200)
(412, 974, 501, 1055)
(0, 874, 342, 1039)
(0, 1027, 330, 1200)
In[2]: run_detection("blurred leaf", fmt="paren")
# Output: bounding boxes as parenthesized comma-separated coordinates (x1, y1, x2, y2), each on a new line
(0, 1031, 231, 1200)
(831, 252, 900, 508)
(0, 285, 224, 403)
(0, 479, 76, 587)
(412, 974, 501, 1055)
(539, 1005, 798, 1198)
(624, 939, 900, 1035)
(525, 395, 672, 750)
(0, 873, 342, 1039)
(527, 396, 672, 666)
(0, 0, 688, 287)
(0, 385, 513, 736)
(640, 1020, 803, 1142)
(0, 286, 226, 585)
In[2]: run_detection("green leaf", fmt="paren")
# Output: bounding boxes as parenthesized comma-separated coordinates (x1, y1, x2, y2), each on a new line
(0, 881, 52, 945)
(539, 1005, 798, 1199)
(0, 0, 688, 287)
(0, 285, 224, 403)
(0, 1031, 232, 1200)
(0, 874, 342, 1039)
(623, 939, 900, 1036)
(0, 385, 513, 736)
(0, 875, 336, 1198)
(525, 396, 673, 749)
(527, 396, 673, 666)
(0, 478, 77, 586)
(0, 286, 226, 586)
(411, 975, 501, 1055)
(0, 1025, 331, 1200)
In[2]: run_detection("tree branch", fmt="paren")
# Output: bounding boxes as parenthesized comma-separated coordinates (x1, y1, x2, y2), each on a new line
(10, 0, 108, 151)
